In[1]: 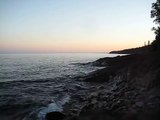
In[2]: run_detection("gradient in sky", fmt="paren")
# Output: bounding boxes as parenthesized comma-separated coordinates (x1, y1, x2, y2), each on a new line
(0, 0, 156, 53)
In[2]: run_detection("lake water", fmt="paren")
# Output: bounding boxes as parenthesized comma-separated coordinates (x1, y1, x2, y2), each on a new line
(0, 53, 119, 82)
(0, 53, 119, 120)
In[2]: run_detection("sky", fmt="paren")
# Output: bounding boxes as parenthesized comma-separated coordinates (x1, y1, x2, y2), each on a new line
(0, 0, 156, 53)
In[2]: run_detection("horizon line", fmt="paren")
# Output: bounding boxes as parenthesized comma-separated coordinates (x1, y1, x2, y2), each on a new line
(0, 52, 109, 54)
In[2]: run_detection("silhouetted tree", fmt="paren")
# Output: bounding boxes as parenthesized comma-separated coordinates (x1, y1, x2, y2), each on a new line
(151, 0, 160, 51)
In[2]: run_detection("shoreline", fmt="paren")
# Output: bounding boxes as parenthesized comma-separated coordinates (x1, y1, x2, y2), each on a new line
(59, 52, 160, 120)
(0, 52, 160, 120)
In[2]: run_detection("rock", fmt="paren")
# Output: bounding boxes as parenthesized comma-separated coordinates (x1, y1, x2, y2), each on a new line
(98, 86, 105, 89)
(135, 102, 144, 107)
(79, 104, 94, 115)
(90, 92, 98, 98)
(111, 85, 118, 92)
(98, 103, 103, 108)
(91, 98, 97, 104)
(74, 84, 87, 90)
(117, 100, 121, 104)
(70, 109, 80, 115)
(45, 112, 66, 120)
(102, 96, 109, 101)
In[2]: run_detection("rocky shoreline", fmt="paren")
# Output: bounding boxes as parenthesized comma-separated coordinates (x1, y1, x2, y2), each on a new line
(47, 53, 160, 120)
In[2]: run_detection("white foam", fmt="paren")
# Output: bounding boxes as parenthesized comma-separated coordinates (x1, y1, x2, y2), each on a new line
(37, 95, 70, 120)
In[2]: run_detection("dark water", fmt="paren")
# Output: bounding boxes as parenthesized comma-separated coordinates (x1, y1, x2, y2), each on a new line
(0, 53, 118, 120)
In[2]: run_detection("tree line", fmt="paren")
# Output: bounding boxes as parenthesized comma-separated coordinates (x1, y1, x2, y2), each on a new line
(151, 0, 160, 51)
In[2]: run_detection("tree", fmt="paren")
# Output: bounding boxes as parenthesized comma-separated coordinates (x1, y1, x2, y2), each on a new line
(151, 0, 160, 51)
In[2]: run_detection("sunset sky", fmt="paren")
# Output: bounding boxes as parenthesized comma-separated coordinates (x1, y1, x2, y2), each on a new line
(0, 0, 156, 53)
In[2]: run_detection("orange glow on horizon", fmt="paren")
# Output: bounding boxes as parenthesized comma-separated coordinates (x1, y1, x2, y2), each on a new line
(0, 38, 148, 53)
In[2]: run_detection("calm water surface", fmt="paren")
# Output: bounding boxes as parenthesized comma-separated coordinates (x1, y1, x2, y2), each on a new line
(0, 53, 118, 82)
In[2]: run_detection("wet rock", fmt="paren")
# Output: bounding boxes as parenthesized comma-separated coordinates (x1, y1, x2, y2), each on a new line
(102, 96, 109, 101)
(98, 86, 105, 89)
(45, 111, 66, 120)
(116, 100, 121, 104)
(111, 84, 118, 91)
(70, 109, 79, 115)
(79, 104, 94, 115)
(91, 98, 97, 104)
(74, 84, 87, 90)
(90, 92, 98, 98)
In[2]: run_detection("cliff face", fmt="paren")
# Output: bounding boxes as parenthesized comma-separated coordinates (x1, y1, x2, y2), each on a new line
(110, 45, 151, 54)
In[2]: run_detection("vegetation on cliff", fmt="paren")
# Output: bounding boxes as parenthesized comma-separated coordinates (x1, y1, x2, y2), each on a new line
(151, 0, 160, 51)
